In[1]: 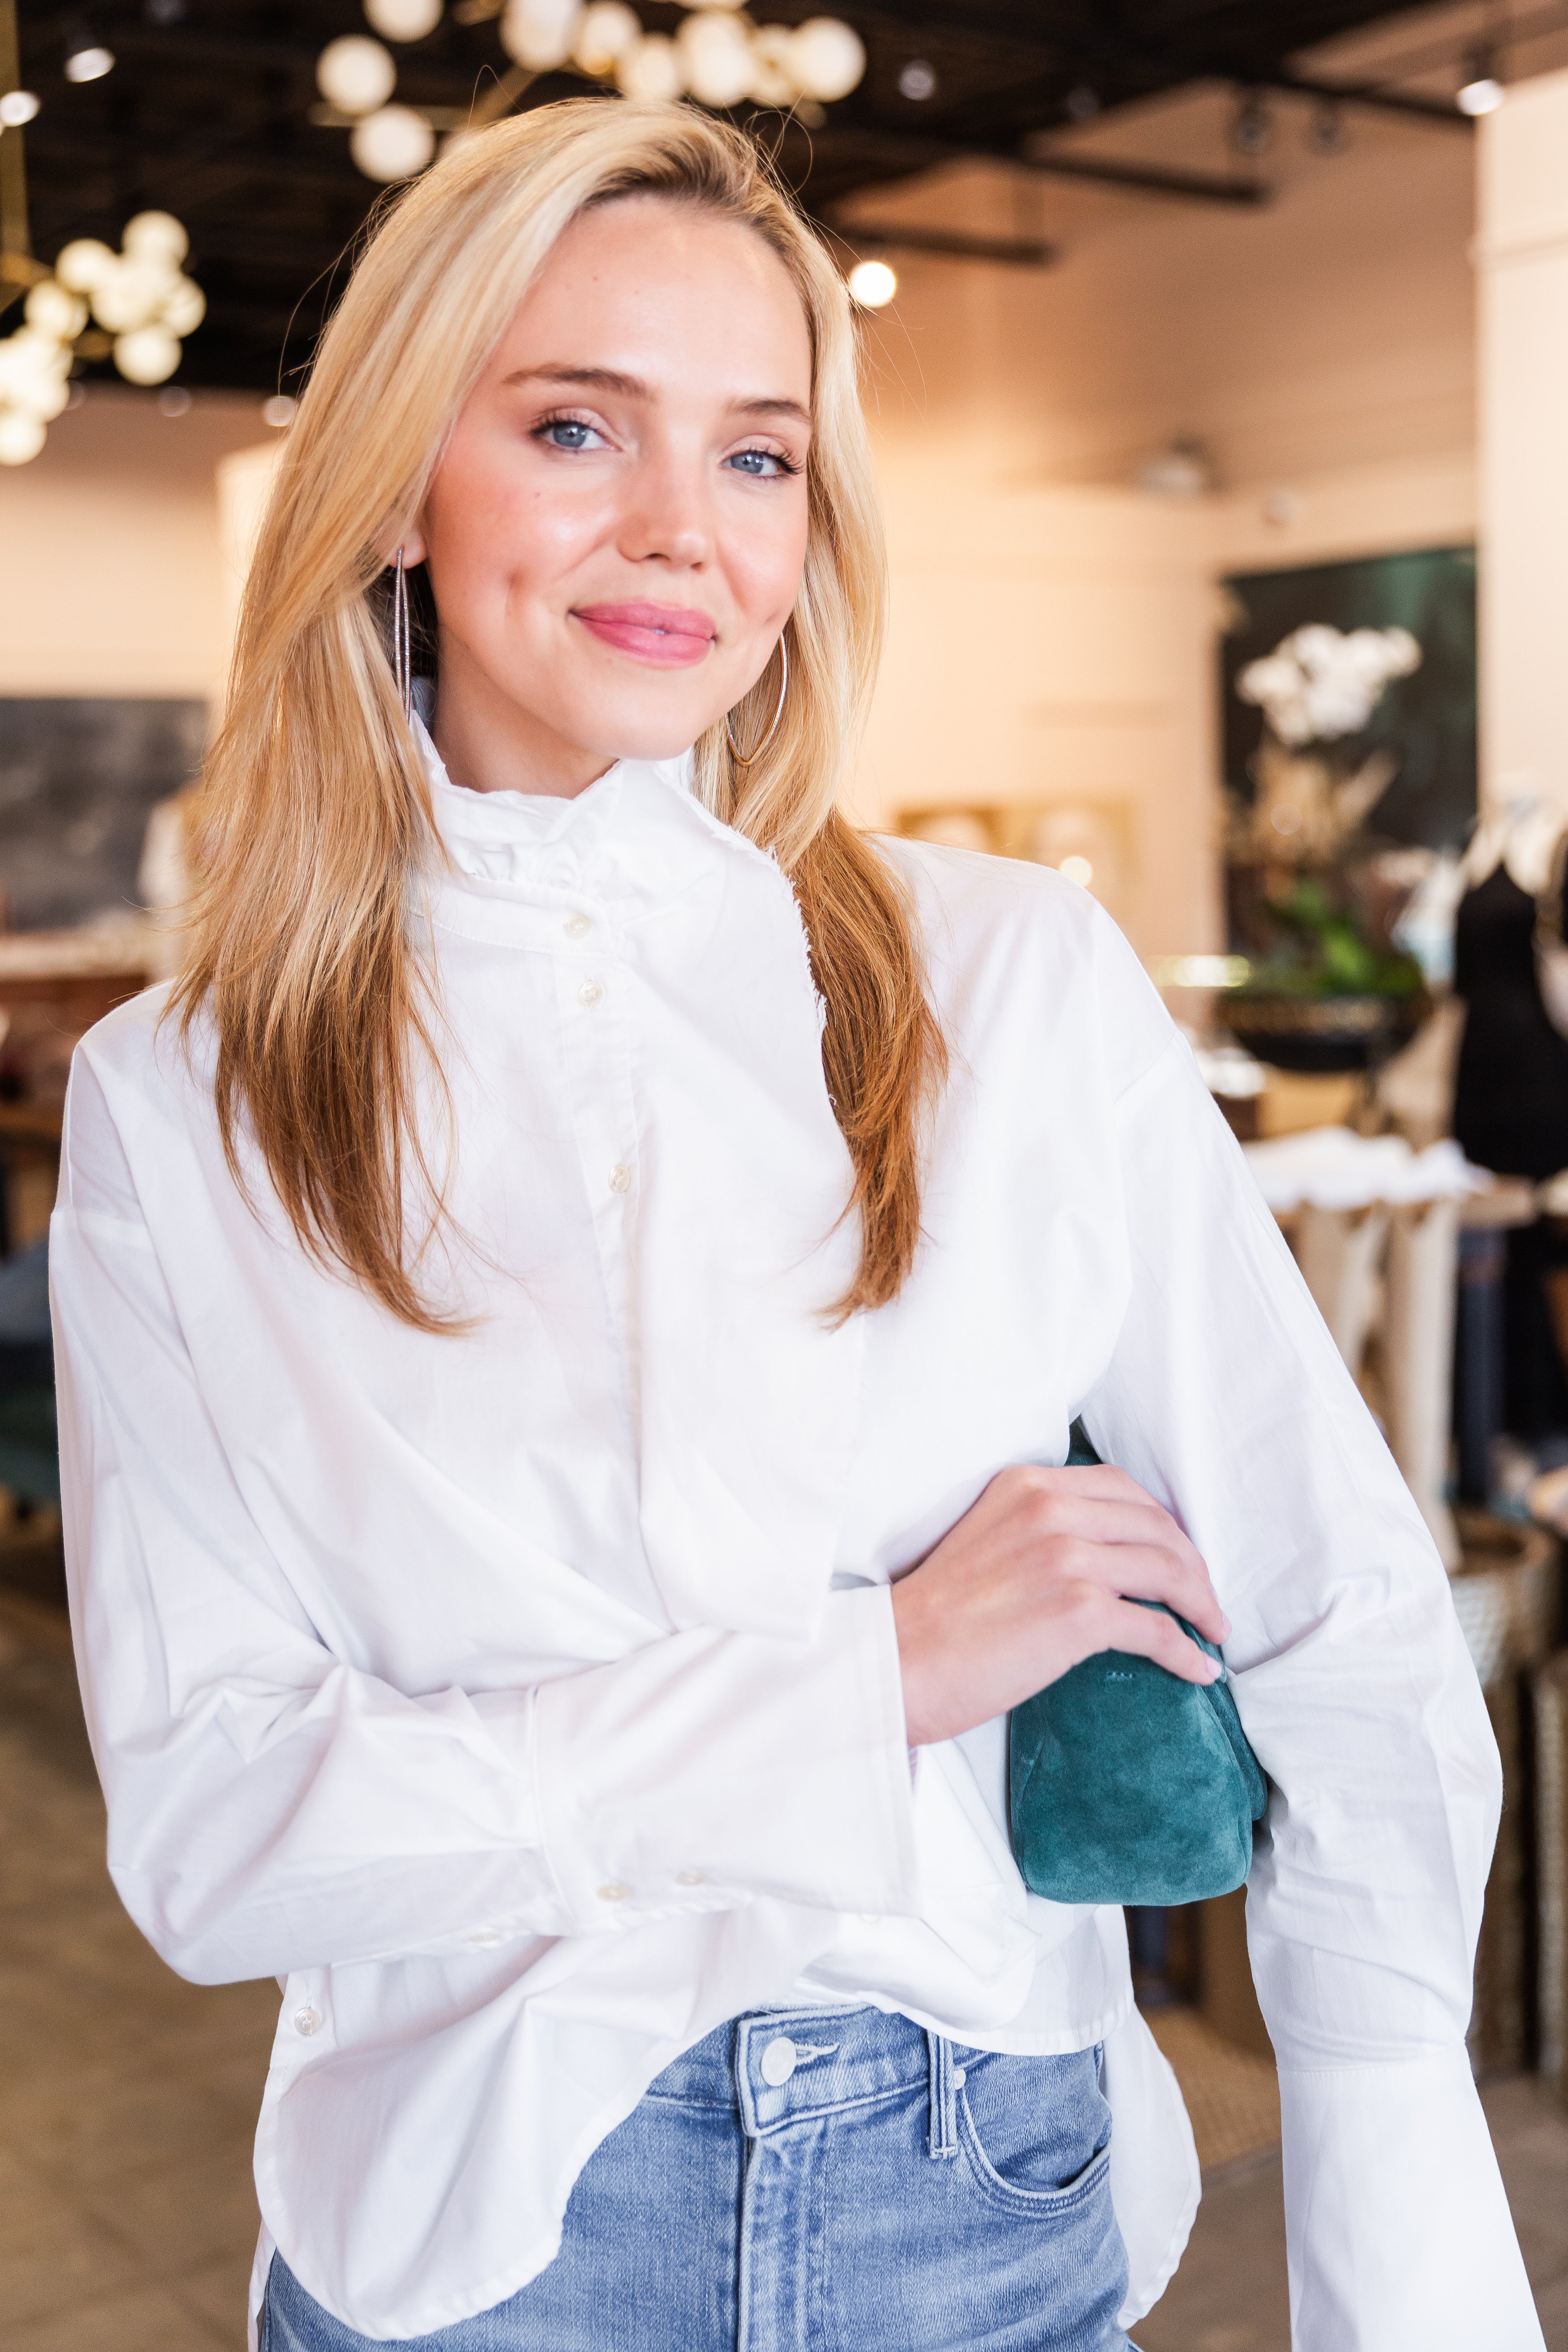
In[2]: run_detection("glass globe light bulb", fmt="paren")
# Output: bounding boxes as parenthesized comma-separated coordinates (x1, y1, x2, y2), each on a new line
(24, 280, 89, 343)
(573, 0, 640, 74)
(113, 326, 182, 386)
(316, 35, 397, 116)
(789, 17, 864, 103)
(55, 238, 117, 294)
(350, 103, 437, 180)
(614, 32, 682, 99)
(747, 25, 799, 105)
(159, 278, 206, 339)
(0, 408, 47, 466)
(90, 258, 178, 335)
(677, 11, 754, 107)
(500, 0, 585, 71)
(122, 210, 189, 268)
(363, 0, 444, 39)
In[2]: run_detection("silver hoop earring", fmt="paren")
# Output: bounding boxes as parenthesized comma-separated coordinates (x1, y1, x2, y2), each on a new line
(391, 546, 413, 726)
(724, 634, 788, 768)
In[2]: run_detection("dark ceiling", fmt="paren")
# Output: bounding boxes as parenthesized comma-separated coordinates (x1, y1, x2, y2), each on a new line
(10, 1, 1469, 391)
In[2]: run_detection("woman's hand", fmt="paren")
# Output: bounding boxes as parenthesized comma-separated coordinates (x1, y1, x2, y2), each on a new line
(891, 1463, 1230, 1748)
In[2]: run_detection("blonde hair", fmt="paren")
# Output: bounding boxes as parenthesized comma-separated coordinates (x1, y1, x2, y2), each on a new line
(178, 99, 945, 1329)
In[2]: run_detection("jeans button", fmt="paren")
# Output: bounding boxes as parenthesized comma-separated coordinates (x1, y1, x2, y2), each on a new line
(759, 2034, 798, 2087)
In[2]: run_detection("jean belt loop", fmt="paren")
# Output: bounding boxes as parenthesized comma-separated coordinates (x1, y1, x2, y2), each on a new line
(926, 2030, 959, 2159)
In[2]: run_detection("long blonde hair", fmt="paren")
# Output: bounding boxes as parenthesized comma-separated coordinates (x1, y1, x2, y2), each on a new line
(178, 99, 945, 1329)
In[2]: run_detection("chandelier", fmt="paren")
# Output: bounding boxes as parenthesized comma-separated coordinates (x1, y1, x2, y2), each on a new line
(0, 212, 204, 465)
(318, 0, 867, 183)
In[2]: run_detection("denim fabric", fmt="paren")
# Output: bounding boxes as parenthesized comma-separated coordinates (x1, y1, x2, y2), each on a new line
(263, 2005, 1133, 2352)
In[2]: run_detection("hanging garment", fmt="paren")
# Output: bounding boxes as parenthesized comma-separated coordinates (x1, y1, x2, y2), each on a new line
(1454, 860, 1568, 1179)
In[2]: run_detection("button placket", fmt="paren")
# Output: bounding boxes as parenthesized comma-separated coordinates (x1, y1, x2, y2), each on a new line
(551, 909, 640, 1411)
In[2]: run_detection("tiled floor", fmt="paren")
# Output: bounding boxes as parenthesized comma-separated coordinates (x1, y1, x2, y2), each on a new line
(0, 1590, 277, 2351)
(4, 1577, 1568, 2350)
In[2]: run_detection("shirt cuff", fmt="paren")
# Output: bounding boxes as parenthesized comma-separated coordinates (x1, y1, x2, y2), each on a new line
(525, 1584, 921, 1935)
(1279, 2046, 1542, 2351)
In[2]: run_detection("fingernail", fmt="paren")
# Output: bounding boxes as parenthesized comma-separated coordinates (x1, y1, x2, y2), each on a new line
(1204, 1657, 1223, 1680)
(1219, 1612, 1233, 1641)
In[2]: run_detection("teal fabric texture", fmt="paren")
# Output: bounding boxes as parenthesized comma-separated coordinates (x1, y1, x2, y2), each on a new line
(1007, 1425, 1267, 1910)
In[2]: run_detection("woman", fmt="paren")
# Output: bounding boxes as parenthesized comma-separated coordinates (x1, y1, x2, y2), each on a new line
(52, 102, 1537, 2352)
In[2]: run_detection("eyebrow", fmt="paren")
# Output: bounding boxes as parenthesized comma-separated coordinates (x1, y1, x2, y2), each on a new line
(503, 364, 810, 428)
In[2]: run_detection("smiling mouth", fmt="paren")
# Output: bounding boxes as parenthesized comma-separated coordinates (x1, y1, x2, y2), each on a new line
(571, 602, 717, 669)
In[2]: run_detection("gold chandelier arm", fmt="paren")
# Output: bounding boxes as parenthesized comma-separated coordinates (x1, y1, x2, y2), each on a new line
(0, 0, 35, 322)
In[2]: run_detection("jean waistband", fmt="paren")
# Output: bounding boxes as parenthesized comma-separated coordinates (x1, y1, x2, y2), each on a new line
(649, 2006, 948, 2139)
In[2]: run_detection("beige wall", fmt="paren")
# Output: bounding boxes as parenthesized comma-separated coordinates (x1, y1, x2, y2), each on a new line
(1476, 67, 1568, 815)
(852, 465, 1224, 957)
(846, 83, 1476, 494)
(0, 391, 273, 700)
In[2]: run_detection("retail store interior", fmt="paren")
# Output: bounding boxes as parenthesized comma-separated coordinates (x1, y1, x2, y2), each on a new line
(8, 0, 1568, 2345)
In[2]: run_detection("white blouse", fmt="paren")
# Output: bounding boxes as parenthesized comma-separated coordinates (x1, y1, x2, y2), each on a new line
(51, 734, 1540, 2351)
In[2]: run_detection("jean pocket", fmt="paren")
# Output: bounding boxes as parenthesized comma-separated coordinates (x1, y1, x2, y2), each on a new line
(955, 2049, 1113, 2216)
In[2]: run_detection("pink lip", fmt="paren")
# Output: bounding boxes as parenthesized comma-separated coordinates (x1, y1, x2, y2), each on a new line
(572, 601, 717, 668)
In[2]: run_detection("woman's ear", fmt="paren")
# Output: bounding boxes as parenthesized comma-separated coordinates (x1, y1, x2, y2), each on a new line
(378, 520, 428, 567)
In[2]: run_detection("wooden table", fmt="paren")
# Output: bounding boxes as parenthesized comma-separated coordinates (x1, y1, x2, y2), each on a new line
(0, 937, 150, 1256)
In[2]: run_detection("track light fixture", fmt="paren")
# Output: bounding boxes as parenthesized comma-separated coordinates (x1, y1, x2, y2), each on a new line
(1457, 52, 1504, 115)
(1229, 90, 1272, 157)
(1305, 98, 1347, 155)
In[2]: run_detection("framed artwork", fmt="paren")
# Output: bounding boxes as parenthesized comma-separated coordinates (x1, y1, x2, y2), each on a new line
(0, 697, 207, 933)
(1220, 546, 1477, 852)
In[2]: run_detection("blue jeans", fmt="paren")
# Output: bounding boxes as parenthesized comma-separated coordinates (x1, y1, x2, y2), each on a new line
(263, 2004, 1133, 2350)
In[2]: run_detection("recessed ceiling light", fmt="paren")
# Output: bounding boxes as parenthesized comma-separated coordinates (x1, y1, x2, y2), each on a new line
(64, 44, 116, 83)
(897, 59, 937, 102)
(0, 89, 40, 125)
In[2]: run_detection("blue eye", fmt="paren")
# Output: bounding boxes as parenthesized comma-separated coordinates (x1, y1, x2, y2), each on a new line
(538, 418, 601, 451)
(727, 448, 792, 478)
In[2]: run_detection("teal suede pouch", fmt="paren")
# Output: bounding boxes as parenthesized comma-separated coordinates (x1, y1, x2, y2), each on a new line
(1007, 1425, 1268, 1910)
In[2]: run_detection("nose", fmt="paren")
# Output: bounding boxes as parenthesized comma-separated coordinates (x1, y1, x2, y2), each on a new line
(616, 445, 712, 571)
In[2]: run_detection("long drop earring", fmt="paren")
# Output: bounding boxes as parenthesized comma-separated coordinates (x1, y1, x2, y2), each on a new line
(725, 633, 789, 768)
(392, 547, 413, 726)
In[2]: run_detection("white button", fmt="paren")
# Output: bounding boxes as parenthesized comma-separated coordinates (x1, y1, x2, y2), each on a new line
(563, 913, 591, 940)
(597, 1882, 630, 1903)
(608, 1164, 631, 1193)
(760, 2035, 798, 2087)
(859, 1913, 880, 1927)
(951, 2066, 967, 2088)
(292, 2005, 322, 2037)
(468, 1928, 502, 1947)
(579, 980, 605, 1008)
(675, 1870, 707, 1887)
